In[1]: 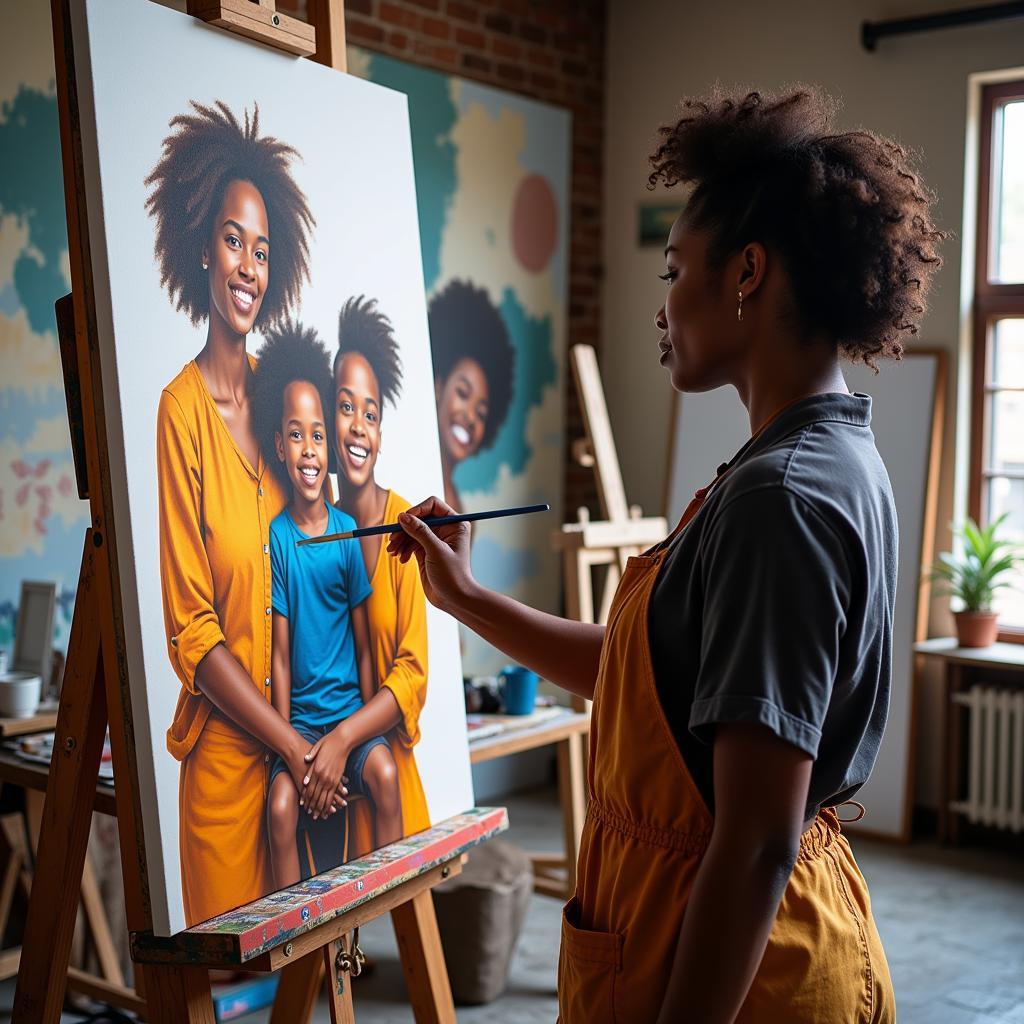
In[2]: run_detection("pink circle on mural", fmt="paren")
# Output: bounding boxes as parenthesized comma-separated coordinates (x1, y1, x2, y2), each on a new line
(511, 174, 558, 274)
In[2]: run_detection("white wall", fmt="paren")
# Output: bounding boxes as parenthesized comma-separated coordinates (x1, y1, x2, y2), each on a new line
(602, 0, 1024, 808)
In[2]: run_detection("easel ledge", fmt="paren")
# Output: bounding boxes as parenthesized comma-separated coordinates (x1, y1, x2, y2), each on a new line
(15, 2, 507, 1021)
(133, 808, 507, 965)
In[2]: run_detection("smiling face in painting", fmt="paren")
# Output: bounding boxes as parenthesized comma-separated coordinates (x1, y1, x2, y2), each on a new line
(203, 178, 270, 338)
(275, 380, 328, 508)
(334, 352, 382, 490)
(435, 357, 489, 466)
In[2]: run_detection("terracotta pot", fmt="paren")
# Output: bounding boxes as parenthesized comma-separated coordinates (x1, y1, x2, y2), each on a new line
(953, 611, 999, 648)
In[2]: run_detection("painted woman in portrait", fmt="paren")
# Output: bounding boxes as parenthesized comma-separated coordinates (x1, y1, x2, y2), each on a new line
(329, 295, 431, 858)
(146, 100, 321, 925)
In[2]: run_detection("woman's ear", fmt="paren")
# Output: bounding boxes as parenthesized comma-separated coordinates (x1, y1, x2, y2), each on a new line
(275, 429, 285, 463)
(201, 244, 210, 273)
(434, 376, 443, 405)
(737, 242, 767, 296)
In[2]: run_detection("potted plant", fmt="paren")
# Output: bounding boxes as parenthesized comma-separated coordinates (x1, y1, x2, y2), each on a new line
(929, 513, 1022, 648)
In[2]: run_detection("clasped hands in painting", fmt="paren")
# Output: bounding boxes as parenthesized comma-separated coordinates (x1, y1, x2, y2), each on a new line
(281, 725, 352, 822)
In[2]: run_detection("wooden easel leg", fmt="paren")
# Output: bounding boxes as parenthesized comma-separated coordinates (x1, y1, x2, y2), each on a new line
(391, 889, 455, 1024)
(557, 732, 586, 896)
(13, 537, 108, 1024)
(322, 937, 356, 1024)
(143, 964, 215, 1024)
(271, 952, 324, 1024)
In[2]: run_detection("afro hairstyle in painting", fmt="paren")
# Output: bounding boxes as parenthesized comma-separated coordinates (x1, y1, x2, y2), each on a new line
(647, 87, 945, 368)
(145, 100, 314, 329)
(334, 295, 404, 412)
(427, 279, 515, 451)
(251, 320, 336, 490)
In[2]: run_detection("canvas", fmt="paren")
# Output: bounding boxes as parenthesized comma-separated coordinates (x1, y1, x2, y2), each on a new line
(68, 0, 473, 936)
(353, 51, 571, 679)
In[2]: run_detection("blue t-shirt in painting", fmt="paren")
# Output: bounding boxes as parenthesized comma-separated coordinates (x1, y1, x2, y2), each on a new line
(270, 503, 373, 732)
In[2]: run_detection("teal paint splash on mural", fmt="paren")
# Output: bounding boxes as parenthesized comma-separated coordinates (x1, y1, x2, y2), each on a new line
(364, 54, 457, 292)
(455, 287, 556, 493)
(0, 87, 67, 335)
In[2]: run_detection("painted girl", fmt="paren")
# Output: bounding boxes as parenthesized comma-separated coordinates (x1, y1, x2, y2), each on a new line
(148, 101, 324, 925)
(427, 280, 515, 513)
(315, 294, 430, 855)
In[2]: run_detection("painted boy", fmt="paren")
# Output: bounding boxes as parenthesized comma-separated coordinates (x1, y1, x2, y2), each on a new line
(252, 321, 403, 889)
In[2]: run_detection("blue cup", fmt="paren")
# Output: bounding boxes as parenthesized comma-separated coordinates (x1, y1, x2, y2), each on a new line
(499, 665, 539, 715)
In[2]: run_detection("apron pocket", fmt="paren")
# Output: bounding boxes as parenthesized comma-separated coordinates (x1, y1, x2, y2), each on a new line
(557, 897, 623, 1024)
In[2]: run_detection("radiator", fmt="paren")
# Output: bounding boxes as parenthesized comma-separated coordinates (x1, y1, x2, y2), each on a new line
(951, 685, 1024, 833)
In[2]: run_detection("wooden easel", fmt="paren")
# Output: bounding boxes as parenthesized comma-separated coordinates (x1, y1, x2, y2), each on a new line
(553, 345, 667, 639)
(14, 2, 502, 1020)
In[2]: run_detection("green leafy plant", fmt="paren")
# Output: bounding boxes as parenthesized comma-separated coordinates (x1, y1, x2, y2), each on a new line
(929, 513, 1022, 613)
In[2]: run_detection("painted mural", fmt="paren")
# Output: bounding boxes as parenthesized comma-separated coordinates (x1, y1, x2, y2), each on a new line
(0, 3, 90, 656)
(353, 49, 570, 678)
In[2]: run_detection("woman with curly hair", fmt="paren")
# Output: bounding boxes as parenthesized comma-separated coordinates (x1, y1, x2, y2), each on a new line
(389, 87, 945, 1022)
(327, 296, 431, 858)
(148, 101, 318, 925)
(427, 279, 515, 512)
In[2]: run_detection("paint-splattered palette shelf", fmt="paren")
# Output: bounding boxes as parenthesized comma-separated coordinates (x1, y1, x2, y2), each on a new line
(131, 807, 508, 964)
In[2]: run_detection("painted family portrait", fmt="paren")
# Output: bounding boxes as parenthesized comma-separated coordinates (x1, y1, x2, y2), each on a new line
(70, 0, 472, 936)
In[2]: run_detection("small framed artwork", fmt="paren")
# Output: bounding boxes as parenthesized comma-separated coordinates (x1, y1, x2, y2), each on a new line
(638, 202, 685, 247)
(13, 581, 56, 684)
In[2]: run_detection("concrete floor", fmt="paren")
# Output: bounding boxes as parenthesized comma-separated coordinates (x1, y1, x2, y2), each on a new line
(20, 786, 1024, 1023)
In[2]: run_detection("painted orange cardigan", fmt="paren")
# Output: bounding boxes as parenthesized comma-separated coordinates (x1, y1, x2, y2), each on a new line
(158, 358, 286, 925)
(346, 489, 431, 855)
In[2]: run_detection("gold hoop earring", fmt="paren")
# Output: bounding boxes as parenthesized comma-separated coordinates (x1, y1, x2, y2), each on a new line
(737, 290, 744, 322)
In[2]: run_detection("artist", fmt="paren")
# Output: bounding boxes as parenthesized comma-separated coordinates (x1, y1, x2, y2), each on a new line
(149, 101, 331, 926)
(329, 295, 431, 856)
(427, 279, 515, 512)
(389, 87, 945, 1023)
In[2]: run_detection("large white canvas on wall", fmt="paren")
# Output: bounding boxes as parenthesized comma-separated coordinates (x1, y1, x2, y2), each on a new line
(70, 0, 473, 936)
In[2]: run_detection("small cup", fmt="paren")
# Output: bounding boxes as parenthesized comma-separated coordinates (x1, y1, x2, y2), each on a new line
(498, 665, 539, 716)
(0, 672, 42, 719)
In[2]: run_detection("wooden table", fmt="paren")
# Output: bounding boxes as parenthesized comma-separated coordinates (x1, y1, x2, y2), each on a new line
(0, 743, 137, 1014)
(469, 707, 589, 899)
(914, 638, 1024, 844)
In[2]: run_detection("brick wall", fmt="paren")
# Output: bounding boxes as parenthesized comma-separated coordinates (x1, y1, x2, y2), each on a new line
(280, 0, 605, 517)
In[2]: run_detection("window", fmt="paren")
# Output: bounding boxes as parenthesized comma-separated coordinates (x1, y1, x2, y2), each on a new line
(972, 81, 1024, 639)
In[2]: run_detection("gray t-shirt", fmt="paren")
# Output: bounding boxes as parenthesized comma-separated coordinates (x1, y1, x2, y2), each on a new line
(649, 392, 897, 822)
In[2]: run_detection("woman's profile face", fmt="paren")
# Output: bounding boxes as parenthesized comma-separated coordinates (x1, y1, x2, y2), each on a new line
(334, 353, 382, 489)
(435, 357, 489, 466)
(656, 217, 742, 393)
(203, 178, 269, 337)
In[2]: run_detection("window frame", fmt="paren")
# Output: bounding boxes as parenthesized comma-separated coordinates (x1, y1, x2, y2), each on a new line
(971, 79, 1024, 643)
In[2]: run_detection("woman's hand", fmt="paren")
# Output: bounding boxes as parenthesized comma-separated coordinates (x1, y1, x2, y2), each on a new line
(386, 496, 475, 610)
(303, 726, 353, 820)
(283, 736, 348, 815)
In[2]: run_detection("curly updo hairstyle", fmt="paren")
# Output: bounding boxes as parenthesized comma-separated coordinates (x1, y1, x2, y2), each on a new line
(145, 101, 314, 329)
(335, 295, 404, 412)
(428, 279, 515, 450)
(251, 320, 336, 488)
(648, 87, 946, 367)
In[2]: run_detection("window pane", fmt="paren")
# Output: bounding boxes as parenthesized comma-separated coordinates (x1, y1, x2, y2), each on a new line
(992, 100, 1024, 283)
(987, 476, 1024, 628)
(988, 389, 1024, 472)
(991, 318, 1024, 387)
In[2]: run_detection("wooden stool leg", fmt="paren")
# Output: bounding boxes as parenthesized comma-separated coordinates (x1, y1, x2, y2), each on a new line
(80, 854, 125, 986)
(271, 953, 324, 1024)
(144, 964, 215, 1024)
(391, 889, 455, 1024)
(322, 937, 356, 1024)
(12, 539, 107, 1024)
(557, 732, 586, 895)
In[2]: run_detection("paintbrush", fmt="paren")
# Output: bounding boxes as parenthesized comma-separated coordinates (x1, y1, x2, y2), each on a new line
(296, 503, 550, 547)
